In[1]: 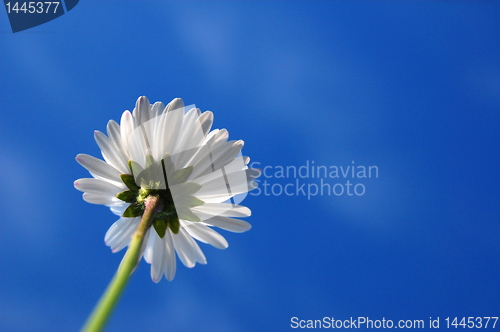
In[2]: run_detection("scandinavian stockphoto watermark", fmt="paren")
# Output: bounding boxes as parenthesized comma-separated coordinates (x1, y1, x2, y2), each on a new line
(290, 316, 499, 329)
(249, 160, 379, 200)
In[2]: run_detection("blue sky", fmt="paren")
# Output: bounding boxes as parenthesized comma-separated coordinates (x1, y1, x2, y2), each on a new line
(0, 1, 499, 331)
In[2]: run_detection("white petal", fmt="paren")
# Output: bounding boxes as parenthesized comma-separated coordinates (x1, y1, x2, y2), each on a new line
(189, 159, 251, 203)
(173, 108, 206, 169)
(83, 192, 122, 206)
(149, 231, 166, 283)
(127, 124, 149, 169)
(248, 181, 259, 191)
(190, 167, 225, 187)
(182, 221, 228, 249)
(202, 216, 252, 233)
(158, 106, 184, 157)
(75, 154, 122, 183)
(105, 217, 138, 250)
(74, 178, 125, 196)
(224, 156, 252, 174)
(151, 101, 165, 117)
(107, 120, 128, 159)
(94, 131, 129, 174)
(202, 128, 219, 144)
(105, 217, 131, 244)
(189, 140, 231, 179)
(172, 232, 195, 268)
(199, 111, 213, 135)
(184, 129, 221, 168)
(129, 98, 156, 166)
(133, 96, 152, 127)
(192, 203, 251, 217)
(153, 111, 169, 161)
(189, 154, 247, 186)
(185, 133, 220, 174)
(211, 140, 244, 170)
(110, 203, 128, 216)
(148, 102, 165, 159)
(246, 168, 262, 180)
(172, 228, 206, 267)
(120, 110, 134, 155)
(196, 183, 255, 204)
(190, 139, 241, 179)
(163, 230, 177, 281)
(143, 231, 155, 263)
(110, 220, 139, 253)
(195, 170, 250, 199)
(213, 128, 228, 144)
(166, 98, 184, 113)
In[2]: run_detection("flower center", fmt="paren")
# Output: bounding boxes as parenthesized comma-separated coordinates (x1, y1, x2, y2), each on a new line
(115, 161, 181, 236)
(115, 157, 204, 237)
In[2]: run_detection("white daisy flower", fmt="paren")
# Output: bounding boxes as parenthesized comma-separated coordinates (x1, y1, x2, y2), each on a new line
(74, 96, 260, 282)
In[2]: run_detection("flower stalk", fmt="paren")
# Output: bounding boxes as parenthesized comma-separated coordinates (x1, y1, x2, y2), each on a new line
(81, 195, 161, 332)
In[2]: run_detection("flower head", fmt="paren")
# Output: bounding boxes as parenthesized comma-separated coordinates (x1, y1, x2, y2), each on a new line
(75, 96, 260, 282)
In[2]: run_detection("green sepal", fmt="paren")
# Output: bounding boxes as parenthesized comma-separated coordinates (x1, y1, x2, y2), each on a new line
(176, 196, 205, 208)
(137, 162, 165, 190)
(145, 154, 155, 168)
(120, 174, 140, 192)
(128, 160, 135, 175)
(170, 166, 193, 186)
(186, 196, 205, 207)
(116, 190, 137, 203)
(173, 182, 202, 196)
(153, 218, 168, 238)
(122, 202, 143, 218)
(177, 206, 201, 222)
(167, 216, 180, 234)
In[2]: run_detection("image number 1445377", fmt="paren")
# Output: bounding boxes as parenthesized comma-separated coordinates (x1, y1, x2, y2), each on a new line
(3, 1, 79, 32)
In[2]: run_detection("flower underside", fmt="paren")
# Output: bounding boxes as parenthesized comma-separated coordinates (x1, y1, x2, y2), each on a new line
(116, 156, 204, 237)
(74, 96, 261, 283)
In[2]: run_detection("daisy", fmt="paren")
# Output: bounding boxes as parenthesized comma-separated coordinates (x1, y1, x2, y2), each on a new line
(74, 96, 260, 282)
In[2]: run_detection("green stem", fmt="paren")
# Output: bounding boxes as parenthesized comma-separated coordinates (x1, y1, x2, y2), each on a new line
(81, 195, 161, 332)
